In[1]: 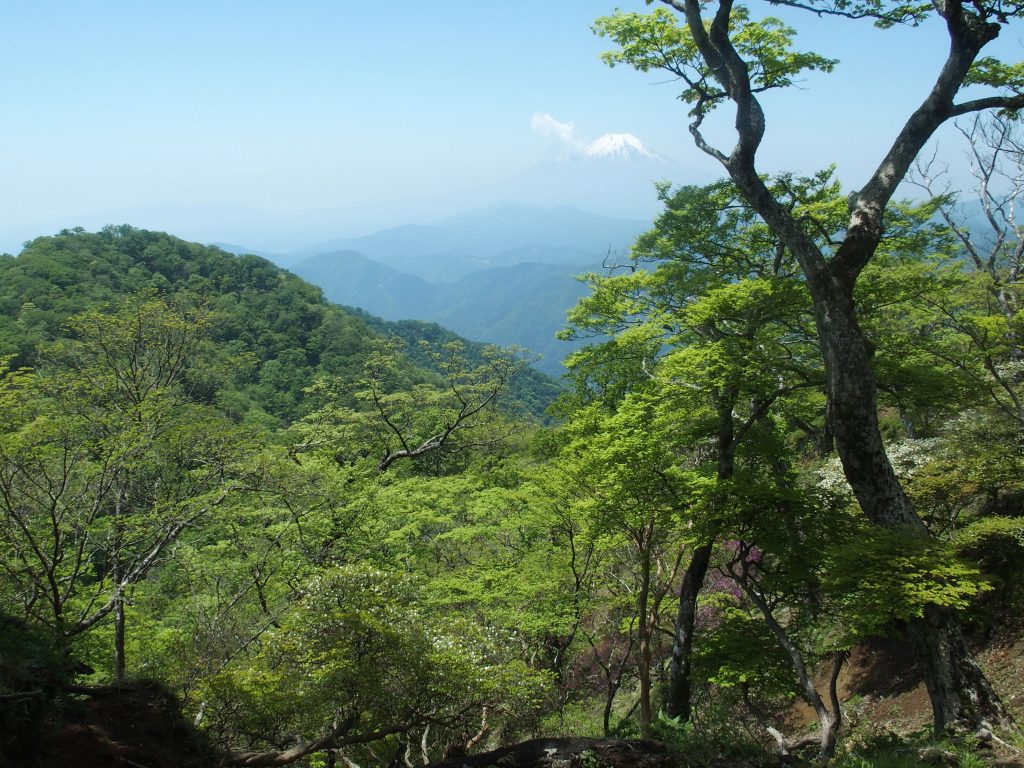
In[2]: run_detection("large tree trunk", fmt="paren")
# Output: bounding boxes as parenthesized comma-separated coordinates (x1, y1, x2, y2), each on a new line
(661, 0, 1022, 733)
(722, 173, 1011, 733)
(720, 175, 1012, 733)
(912, 603, 1011, 733)
(664, 542, 712, 720)
(808, 266, 1010, 732)
(809, 272, 920, 528)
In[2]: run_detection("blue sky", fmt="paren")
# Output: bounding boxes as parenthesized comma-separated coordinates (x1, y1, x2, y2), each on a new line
(2, 1, 1021, 253)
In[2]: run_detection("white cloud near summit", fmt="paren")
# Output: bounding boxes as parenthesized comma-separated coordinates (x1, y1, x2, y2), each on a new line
(530, 113, 585, 151)
(529, 113, 662, 164)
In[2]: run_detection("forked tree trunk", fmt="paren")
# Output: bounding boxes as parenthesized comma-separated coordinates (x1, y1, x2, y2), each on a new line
(729, 162, 1010, 732)
(660, 0, 1022, 734)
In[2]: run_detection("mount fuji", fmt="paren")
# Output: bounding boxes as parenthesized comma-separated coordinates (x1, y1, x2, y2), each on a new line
(581, 132, 660, 162)
(481, 131, 707, 221)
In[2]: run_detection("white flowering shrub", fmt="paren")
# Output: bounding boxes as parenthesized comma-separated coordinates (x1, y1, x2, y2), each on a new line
(816, 438, 942, 499)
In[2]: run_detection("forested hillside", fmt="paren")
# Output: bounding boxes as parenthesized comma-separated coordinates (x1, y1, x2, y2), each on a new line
(0, 226, 559, 422)
(3, 148, 1024, 768)
(295, 253, 594, 375)
(4, 8, 1024, 761)
(0, 225, 564, 767)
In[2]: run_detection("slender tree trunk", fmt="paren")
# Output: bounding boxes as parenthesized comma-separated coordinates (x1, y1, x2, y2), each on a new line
(594, 634, 629, 736)
(665, 399, 736, 720)
(734, 561, 844, 761)
(603, 688, 615, 737)
(114, 585, 125, 684)
(113, 492, 126, 684)
(664, 543, 712, 720)
(637, 543, 653, 731)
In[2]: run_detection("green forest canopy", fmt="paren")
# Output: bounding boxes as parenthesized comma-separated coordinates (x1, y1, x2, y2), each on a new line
(1, 131, 1024, 766)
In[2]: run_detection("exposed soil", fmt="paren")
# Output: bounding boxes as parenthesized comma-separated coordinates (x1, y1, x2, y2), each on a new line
(38, 627, 1024, 768)
(49, 681, 215, 768)
(846, 631, 1024, 734)
(786, 636, 931, 733)
(782, 630, 1024, 766)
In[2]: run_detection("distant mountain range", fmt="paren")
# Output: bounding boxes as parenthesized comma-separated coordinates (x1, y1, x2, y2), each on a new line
(288, 203, 648, 281)
(278, 203, 652, 377)
(6, 131, 697, 376)
(291, 253, 595, 375)
(489, 133, 696, 221)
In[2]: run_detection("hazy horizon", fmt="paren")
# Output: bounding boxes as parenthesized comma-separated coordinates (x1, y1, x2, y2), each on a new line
(4, 1, 1021, 256)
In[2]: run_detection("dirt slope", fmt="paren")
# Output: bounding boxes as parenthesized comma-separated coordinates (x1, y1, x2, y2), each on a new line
(51, 682, 215, 768)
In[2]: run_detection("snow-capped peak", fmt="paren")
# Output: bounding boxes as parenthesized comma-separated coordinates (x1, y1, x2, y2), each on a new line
(582, 132, 658, 161)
